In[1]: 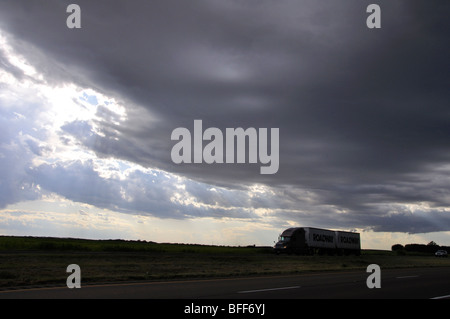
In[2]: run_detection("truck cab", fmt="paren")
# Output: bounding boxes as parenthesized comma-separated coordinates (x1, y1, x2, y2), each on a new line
(273, 234, 292, 254)
(273, 228, 305, 254)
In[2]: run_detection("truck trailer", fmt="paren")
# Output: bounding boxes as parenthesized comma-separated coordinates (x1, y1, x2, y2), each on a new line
(273, 227, 361, 255)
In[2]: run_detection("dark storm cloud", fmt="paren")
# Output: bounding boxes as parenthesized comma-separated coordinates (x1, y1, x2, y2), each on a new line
(0, 0, 449, 233)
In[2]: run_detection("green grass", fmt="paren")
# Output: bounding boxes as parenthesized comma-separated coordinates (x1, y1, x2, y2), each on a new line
(0, 236, 449, 289)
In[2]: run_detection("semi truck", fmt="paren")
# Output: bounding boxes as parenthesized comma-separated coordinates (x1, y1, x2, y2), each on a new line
(273, 227, 361, 255)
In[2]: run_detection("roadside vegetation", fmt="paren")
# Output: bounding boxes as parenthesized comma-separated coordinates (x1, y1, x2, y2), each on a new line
(0, 236, 449, 289)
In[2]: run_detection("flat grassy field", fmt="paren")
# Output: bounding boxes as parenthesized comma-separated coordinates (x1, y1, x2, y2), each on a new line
(1, 236, 449, 288)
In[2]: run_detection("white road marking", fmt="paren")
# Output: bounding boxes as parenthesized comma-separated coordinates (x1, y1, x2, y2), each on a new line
(430, 294, 450, 300)
(238, 286, 300, 294)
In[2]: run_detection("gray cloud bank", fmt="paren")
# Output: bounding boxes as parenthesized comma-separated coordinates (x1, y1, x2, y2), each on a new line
(0, 0, 449, 234)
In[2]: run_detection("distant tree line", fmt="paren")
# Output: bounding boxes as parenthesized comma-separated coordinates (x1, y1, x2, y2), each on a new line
(392, 241, 449, 254)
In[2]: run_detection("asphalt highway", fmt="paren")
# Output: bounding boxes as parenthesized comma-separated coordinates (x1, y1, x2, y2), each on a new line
(1, 267, 449, 299)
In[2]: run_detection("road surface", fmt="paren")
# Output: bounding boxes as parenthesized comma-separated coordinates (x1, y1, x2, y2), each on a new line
(1, 267, 449, 299)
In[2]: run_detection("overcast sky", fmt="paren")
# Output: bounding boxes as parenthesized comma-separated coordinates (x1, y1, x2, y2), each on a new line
(0, 0, 449, 248)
